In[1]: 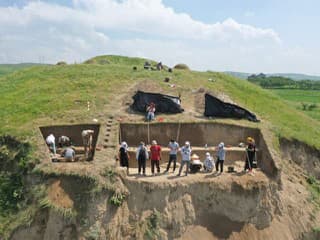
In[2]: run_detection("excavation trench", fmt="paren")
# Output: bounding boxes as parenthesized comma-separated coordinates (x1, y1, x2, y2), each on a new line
(39, 124, 100, 161)
(120, 122, 279, 178)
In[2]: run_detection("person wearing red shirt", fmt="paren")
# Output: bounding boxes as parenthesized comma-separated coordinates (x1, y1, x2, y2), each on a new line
(150, 140, 161, 176)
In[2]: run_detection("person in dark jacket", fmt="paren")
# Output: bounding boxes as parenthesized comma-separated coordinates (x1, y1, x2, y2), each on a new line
(119, 141, 130, 174)
(244, 137, 256, 173)
(136, 142, 149, 176)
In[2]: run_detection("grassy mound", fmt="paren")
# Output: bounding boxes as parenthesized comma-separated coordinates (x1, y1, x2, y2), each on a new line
(0, 55, 319, 148)
(174, 63, 190, 70)
(84, 55, 155, 66)
(56, 61, 67, 66)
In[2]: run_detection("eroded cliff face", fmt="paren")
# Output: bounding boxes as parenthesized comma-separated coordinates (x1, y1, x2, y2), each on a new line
(9, 136, 320, 240)
(280, 138, 320, 179)
(10, 174, 285, 240)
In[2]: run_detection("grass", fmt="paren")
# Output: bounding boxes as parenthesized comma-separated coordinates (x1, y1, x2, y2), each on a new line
(270, 89, 320, 121)
(109, 190, 126, 207)
(0, 206, 37, 240)
(307, 176, 320, 207)
(39, 197, 77, 219)
(1, 55, 320, 149)
(144, 209, 161, 240)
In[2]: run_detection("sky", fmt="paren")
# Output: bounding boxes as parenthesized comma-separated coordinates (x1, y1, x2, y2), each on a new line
(0, 0, 320, 75)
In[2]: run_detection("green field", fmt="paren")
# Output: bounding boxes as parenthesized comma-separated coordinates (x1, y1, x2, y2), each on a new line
(271, 89, 320, 121)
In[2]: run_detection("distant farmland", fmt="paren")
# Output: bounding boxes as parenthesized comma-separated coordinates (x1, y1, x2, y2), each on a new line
(271, 89, 320, 121)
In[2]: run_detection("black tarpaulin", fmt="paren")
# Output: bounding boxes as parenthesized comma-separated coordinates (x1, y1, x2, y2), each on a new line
(131, 91, 184, 113)
(204, 93, 259, 122)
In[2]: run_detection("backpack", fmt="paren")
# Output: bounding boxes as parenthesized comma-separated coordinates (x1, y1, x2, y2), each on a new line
(138, 147, 146, 160)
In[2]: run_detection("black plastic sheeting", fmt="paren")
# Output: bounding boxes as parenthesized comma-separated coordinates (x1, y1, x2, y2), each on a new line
(204, 93, 259, 122)
(131, 91, 184, 113)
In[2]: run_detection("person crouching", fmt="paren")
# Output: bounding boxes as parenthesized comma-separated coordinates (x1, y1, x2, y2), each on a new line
(203, 152, 214, 172)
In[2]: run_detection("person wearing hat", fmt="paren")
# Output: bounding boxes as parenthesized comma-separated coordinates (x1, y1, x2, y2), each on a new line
(216, 142, 225, 173)
(136, 141, 149, 176)
(118, 141, 130, 174)
(178, 141, 192, 176)
(203, 152, 214, 172)
(82, 129, 94, 160)
(190, 154, 202, 173)
(164, 139, 180, 173)
(150, 140, 161, 176)
(245, 137, 256, 173)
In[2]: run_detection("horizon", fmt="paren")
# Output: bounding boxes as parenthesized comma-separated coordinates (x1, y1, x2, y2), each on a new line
(1, 1, 320, 75)
(1, 59, 320, 78)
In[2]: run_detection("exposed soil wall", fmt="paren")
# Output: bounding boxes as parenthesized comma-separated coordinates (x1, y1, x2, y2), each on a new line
(280, 137, 320, 179)
(120, 122, 260, 147)
(257, 132, 280, 180)
(123, 179, 278, 239)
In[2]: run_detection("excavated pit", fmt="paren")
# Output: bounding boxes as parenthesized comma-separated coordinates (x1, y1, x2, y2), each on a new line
(120, 122, 279, 178)
(39, 124, 100, 160)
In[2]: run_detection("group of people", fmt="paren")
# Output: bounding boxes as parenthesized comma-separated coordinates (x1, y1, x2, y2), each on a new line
(45, 129, 94, 162)
(118, 137, 256, 176)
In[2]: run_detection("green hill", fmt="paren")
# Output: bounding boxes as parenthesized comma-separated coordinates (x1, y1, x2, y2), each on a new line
(1, 55, 320, 239)
(1, 55, 319, 148)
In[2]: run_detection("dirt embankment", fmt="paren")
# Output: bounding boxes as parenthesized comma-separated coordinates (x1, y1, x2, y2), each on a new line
(9, 167, 319, 240)
(9, 137, 320, 240)
(280, 137, 320, 179)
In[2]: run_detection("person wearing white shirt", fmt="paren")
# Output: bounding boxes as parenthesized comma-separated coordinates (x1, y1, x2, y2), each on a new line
(164, 139, 179, 173)
(46, 133, 56, 155)
(178, 141, 192, 176)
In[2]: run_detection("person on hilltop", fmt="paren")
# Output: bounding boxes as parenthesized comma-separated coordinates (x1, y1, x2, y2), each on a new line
(178, 141, 192, 176)
(157, 61, 163, 70)
(136, 141, 148, 176)
(215, 142, 225, 173)
(46, 133, 56, 156)
(244, 137, 256, 173)
(203, 152, 214, 172)
(164, 139, 179, 174)
(81, 129, 94, 160)
(118, 141, 130, 174)
(150, 140, 161, 176)
(146, 102, 156, 121)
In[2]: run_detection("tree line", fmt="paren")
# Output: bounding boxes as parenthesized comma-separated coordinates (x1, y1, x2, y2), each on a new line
(247, 73, 320, 90)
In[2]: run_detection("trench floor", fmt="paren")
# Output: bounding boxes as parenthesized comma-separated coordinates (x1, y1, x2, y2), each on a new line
(125, 166, 269, 185)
